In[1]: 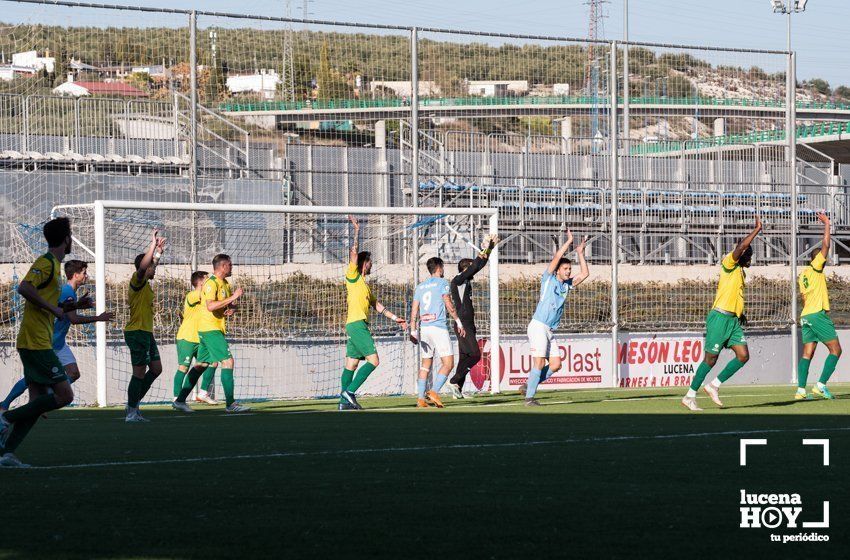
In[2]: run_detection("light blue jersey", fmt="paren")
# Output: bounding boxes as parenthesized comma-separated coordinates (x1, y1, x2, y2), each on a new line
(531, 271, 573, 330)
(52, 283, 77, 350)
(414, 276, 451, 329)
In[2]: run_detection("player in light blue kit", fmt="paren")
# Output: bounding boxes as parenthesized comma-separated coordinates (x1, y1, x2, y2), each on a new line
(0, 260, 112, 412)
(409, 257, 465, 409)
(522, 232, 589, 406)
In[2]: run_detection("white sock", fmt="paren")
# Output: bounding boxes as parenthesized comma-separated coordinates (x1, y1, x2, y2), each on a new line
(817, 381, 826, 390)
(198, 389, 209, 397)
(796, 387, 807, 394)
(685, 389, 697, 399)
(710, 378, 722, 389)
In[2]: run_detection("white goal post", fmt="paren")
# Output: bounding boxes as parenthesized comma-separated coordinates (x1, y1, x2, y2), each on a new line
(51, 200, 501, 407)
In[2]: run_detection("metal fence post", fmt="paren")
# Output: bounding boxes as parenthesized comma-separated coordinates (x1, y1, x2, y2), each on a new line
(189, 10, 199, 271)
(789, 51, 798, 384)
(610, 41, 619, 388)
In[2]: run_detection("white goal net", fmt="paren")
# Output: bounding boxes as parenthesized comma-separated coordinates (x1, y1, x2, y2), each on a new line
(48, 201, 500, 407)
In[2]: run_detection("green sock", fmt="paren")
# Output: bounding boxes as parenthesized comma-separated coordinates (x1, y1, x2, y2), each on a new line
(176, 365, 206, 403)
(200, 366, 216, 392)
(340, 368, 355, 392)
(717, 358, 746, 383)
(346, 362, 377, 393)
(689, 361, 713, 391)
(136, 370, 159, 404)
(3, 393, 60, 423)
(3, 414, 39, 453)
(797, 358, 811, 388)
(127, 376, 145, 408)
(820, 354, 840, 384)
(221, 368, 235, 406)
(173, 369, 187, 398)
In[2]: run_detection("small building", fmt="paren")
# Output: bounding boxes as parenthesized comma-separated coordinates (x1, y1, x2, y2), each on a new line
(369, 80, 441, 98)
(553, 83, 571, 96)
(53, 79, 149, 98)
(227, 70, 281, 100)
(466, 80, 529, 97)
(0, 65, 37, 82)
(11, 50, 55, 73)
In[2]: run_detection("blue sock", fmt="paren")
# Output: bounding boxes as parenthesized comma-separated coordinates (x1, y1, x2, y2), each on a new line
(434, 373, 448, 392)
(538, 365, 552, 382)
(417, 379, 427, 399)
(525, 368, 542, 398)
(1, 378, 28, 410)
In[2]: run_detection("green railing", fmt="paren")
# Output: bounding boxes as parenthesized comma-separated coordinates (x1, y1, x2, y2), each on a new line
(629, 121, 850, 155)
(218, 95, 850, 114)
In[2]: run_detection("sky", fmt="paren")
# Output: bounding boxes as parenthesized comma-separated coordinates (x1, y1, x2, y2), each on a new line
(7, 0, 850, 86)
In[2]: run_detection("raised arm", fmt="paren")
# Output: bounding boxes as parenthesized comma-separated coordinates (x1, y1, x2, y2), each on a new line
(570, 237, 590, 287)
(547, 230, 574, 275)
(818, 212, 831, 259)
(732, 217, 762, 261)
(348, 215, 360, 265)
(137, 229, 159, 274)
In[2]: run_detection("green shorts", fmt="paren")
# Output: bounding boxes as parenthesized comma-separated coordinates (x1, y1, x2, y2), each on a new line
(198, 330, 231, 363)
(176, 339, 200, 367)
(801, 311, 838, 344)
(345, 320, 377, 360)
(123, 330, 160, 367)
(18, 349, 67, 386)
(704, 309, 746, 354)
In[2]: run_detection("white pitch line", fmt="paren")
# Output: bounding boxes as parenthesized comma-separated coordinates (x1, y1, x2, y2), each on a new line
(26, 426, 850, 471)
(601, 393, 805, 402)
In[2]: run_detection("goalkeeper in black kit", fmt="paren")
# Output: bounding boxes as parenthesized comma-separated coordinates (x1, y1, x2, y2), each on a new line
(446, 234, 499, 399)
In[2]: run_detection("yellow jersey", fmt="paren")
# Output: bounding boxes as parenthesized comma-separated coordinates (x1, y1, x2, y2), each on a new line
(16, 252, 62, 350)
(712, 252, 746, 317)
(345, 261, 375, 325)
(799, 252, 829, 317)
(175, 290, 203, 343)
(125, 271, 154, 332)
(198, 276, 231, 333)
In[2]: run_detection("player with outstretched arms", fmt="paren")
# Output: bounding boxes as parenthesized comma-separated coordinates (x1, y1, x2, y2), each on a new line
(172, 271, 219, 405)
(0, 218, 92, 467)
(339, 216, 407, 411)
(522, 231, 589, 406)
(682, 218, 762, 411)
(409, 257, 466, 408)
(1, 260, 112, 412)
(124, 229, 167, 422)
(796, 212, 840, 400)
(446, 234, 499, 399)
(173, 254, 249, 413)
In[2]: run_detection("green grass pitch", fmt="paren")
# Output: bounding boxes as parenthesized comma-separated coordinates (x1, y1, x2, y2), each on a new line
(2, 384, 848, 559)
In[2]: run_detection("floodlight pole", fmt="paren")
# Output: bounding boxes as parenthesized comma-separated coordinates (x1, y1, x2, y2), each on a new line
(623, 0, 629, 144)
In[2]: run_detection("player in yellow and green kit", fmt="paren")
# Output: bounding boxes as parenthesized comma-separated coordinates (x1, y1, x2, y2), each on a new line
(0, 218, 91, 467)
(173, 253, 249, 413)
(172, 271, 219, 406)
(796, 212, 840, 400)
(682, 218, 762, 412)
(124, 228, 167, 423)
(339, 216, 407, 411)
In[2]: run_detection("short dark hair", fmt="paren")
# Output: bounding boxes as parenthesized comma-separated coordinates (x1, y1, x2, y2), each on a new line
(212, 253, 231, 269)
(356, 251, 371, 274)
(741, 246, 754, 260)
(43, 217, 71, 248)
(556, 257, 571, 270)
(134, 253, 146, 270)
(64, 259, 87, 278)
(190, 270, 208, 287)
(426, 257, 444, 275)
(458, 258, 473, 273)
